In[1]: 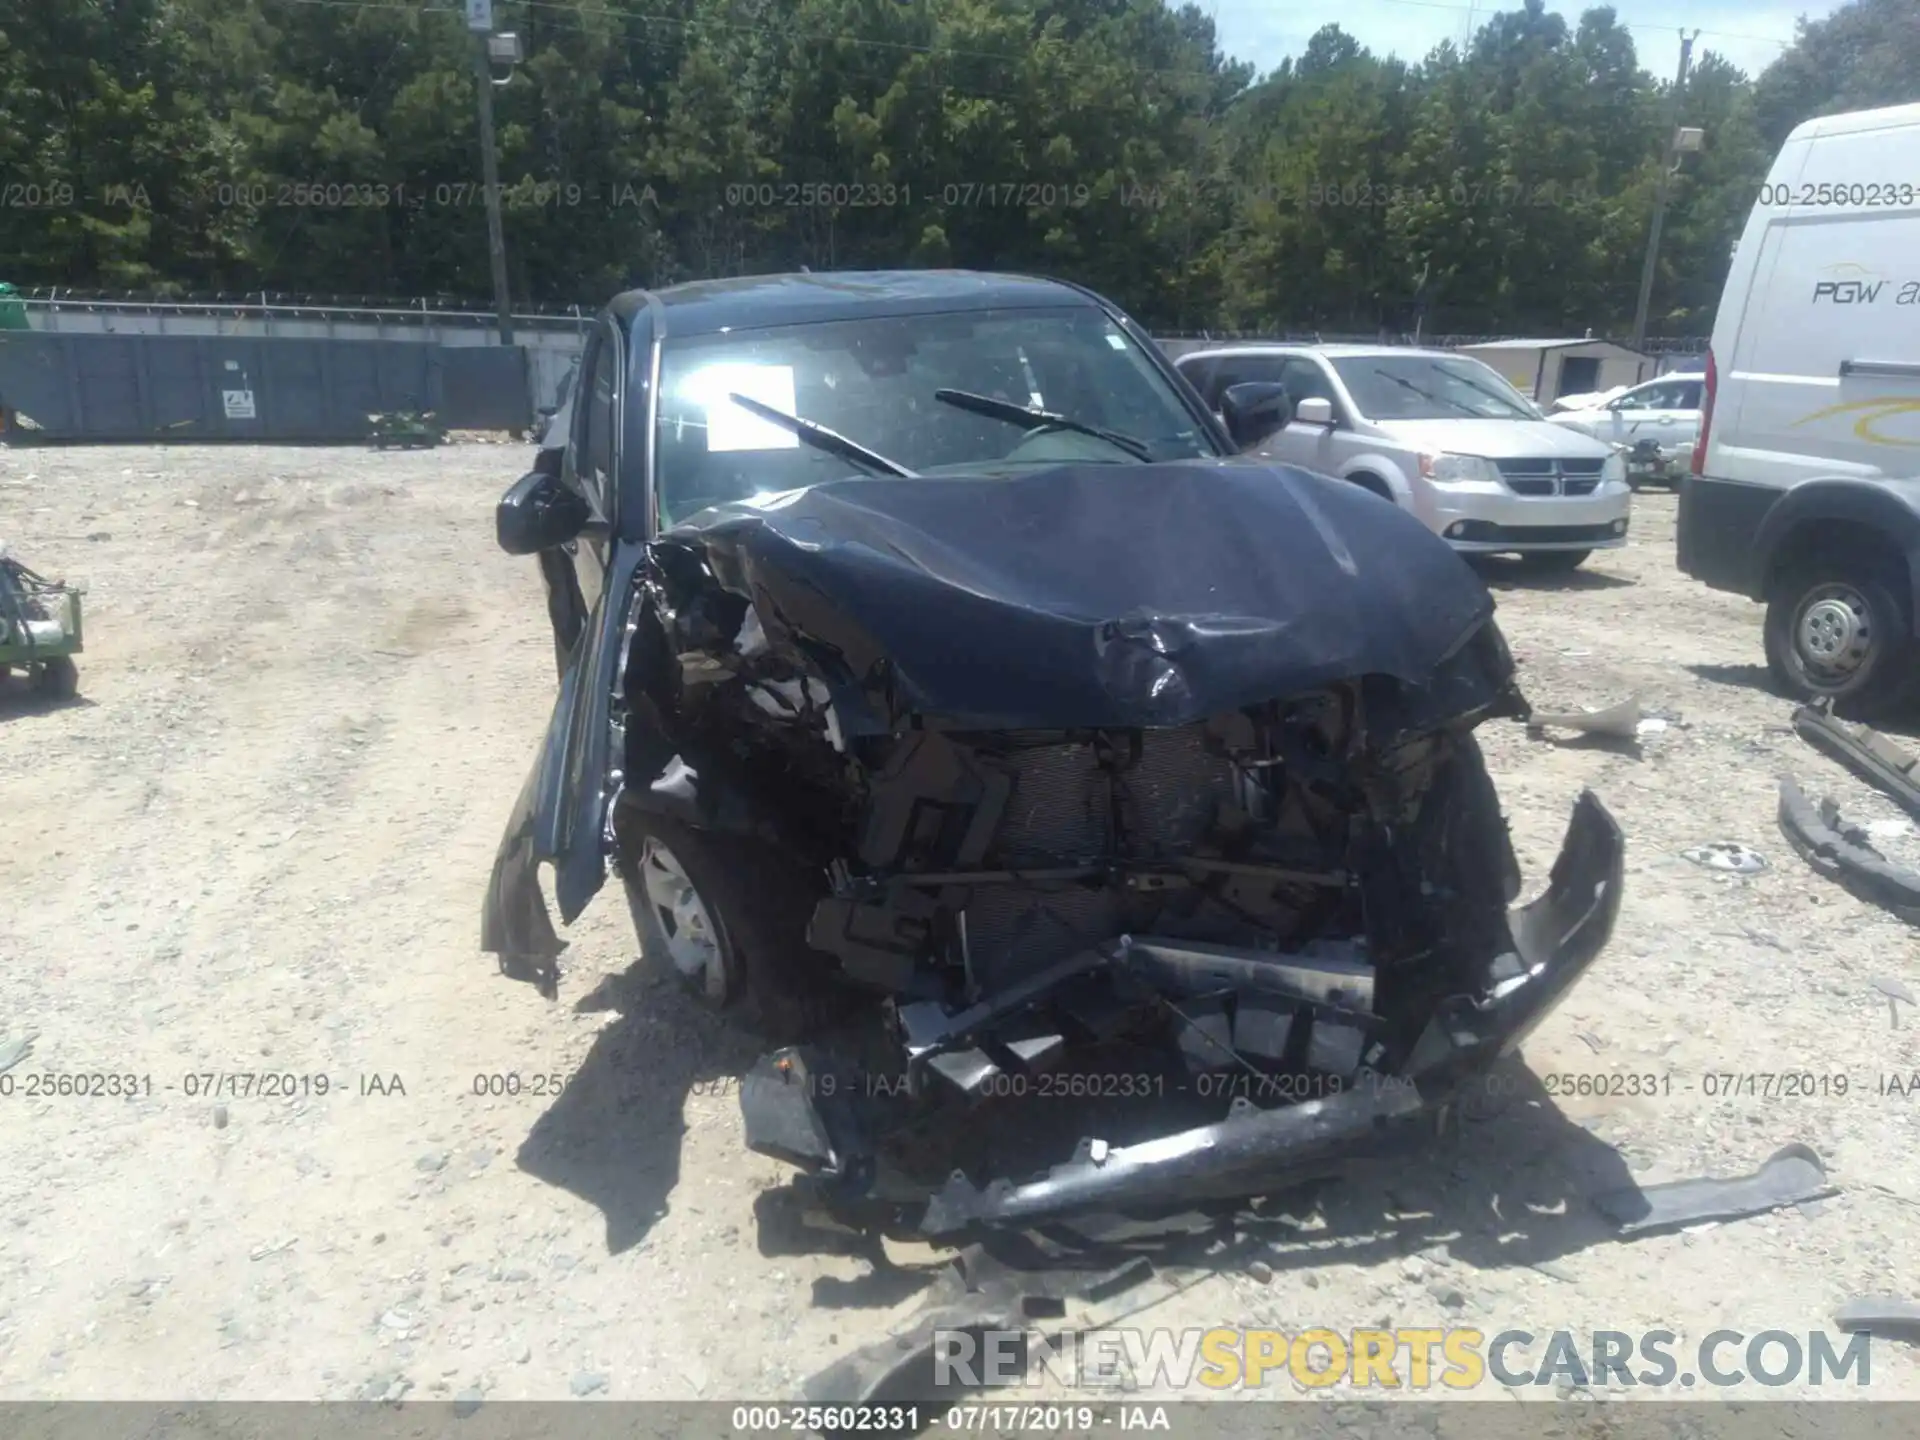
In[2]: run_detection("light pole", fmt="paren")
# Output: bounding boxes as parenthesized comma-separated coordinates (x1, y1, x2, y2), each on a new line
(1630, 30, 1698, 351)
(464, 0, 516, 345)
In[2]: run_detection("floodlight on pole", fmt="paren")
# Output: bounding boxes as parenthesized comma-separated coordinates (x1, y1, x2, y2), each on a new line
(1630, 30, 1698, 351)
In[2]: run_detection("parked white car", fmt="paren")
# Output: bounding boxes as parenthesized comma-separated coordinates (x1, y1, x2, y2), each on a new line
(1547, 384, 1631, 413)
(1547, 373, 1704, 488)
(1174, 344, 1632, 570)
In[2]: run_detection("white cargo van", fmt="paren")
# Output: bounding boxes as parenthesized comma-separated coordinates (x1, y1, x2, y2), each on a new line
(1679, 102, 1920, 715)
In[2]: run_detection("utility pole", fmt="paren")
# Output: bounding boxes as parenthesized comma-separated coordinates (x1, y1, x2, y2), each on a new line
(1630, 29, 1697, 351)
(465, 0, 514, 345)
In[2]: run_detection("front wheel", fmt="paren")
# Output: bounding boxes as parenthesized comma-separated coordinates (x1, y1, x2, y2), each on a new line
(614, 814, 848, 1040)
(1765, 563, 1918, 718)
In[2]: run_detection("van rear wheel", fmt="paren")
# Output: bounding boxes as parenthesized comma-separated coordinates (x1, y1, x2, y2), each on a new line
(1765, 562, 1918, 718)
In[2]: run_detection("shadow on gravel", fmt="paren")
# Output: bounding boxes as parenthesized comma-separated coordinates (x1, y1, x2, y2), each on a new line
(1686, 661, 1777, 698)
(1526, 730, 1643, 760)
(513, 961, 763, 1255)
(1471, 558, 1635, 593)
(0, 676, 94, 718)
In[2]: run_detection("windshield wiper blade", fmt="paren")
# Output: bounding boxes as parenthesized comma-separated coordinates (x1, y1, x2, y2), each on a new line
(1371, 368, 1481, 418)
(1447, 370, 1537, 418)
(933, 388, 1153, 461)
(726, 393, 917, 477)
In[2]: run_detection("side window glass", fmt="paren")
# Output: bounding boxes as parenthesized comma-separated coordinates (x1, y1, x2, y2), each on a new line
(564, 327, 619, 524)
(567, 338, 601, 489)
(1679, 382, 1704, 410)
(587, 347, 615, 479)
(1281, 360, 1336, 404)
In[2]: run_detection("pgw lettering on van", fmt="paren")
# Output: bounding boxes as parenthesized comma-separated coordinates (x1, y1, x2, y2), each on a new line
(1678, 101, 1920, 719)
(1811, 280, 1887, 304)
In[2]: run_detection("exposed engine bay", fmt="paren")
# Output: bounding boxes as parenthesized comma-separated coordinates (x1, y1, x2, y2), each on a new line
(485, 462, 1625, 1239)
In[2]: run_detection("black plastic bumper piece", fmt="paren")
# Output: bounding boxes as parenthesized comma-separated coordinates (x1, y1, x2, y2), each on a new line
(1777, 775, 1920, 924)
(1792, 703, 1920, 823)
(919, 1075, 1431, 1236)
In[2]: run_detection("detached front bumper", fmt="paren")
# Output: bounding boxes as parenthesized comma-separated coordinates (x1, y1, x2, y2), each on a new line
(741, 791, 1624, 1237)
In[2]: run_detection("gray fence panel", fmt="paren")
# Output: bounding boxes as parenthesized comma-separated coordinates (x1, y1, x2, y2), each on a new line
(148, 338, 214, 434)
(440, 346, 530, 430)
(271, 337, 329, 435)
(0, 334, 75, 433)
(329, 340, 387, 422)
(0, 333, 532, 441)
(74, 337, 143, 431)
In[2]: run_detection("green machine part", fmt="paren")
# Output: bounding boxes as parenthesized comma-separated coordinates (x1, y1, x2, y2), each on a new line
(0, 283, 29, 331)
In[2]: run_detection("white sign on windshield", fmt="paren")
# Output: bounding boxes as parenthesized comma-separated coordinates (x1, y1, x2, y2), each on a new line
(684, 362, 801, 452)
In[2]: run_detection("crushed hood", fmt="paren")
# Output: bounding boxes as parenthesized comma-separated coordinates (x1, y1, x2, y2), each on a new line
(653, 459, 1499, 731)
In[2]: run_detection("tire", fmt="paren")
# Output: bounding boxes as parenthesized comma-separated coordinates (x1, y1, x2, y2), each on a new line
(1516, 549, 1591, 573)
(33, 655, 77, 699)
(1765, 560, 1919, 719)
(1347, 472, 1394, 503)
(614, 814, 847, 1040)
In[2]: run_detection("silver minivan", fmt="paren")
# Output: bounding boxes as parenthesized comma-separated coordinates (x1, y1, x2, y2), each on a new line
(1176, 344, 1632, 571)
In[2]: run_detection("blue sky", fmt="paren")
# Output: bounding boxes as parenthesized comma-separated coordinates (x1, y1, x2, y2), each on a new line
(1201, 0, 1843, 82)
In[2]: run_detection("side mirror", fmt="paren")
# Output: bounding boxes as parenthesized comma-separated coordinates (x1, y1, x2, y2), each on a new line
(1220, 382, 1293, 448)
(1293, 396, 1335, 427)
(497, 469, 590, 556)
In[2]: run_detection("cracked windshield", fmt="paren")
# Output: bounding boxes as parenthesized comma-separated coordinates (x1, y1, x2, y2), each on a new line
(655, 309, 1214, 524)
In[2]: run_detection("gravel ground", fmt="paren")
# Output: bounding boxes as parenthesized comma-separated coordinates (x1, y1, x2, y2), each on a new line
(4, 444, 1920, 1404)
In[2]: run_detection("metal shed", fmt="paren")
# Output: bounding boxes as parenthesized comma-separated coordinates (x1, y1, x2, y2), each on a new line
(1455, 338, 1655, 404)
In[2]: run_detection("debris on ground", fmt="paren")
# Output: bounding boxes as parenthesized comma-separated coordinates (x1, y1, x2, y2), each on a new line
(1527, 696, 1642, 740)
(1873, 977, 1917, 1028)
(1835, 1298, 1920, 1342)
(1681, 842, 1769, 875)
(1777, 777, 1920, 923)
(803, 1231, 1223, 1405)
(1791, 703, 1920, 822)
(1591, 1143, 1836, 1237)
(0, 1031, 34, 1073)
